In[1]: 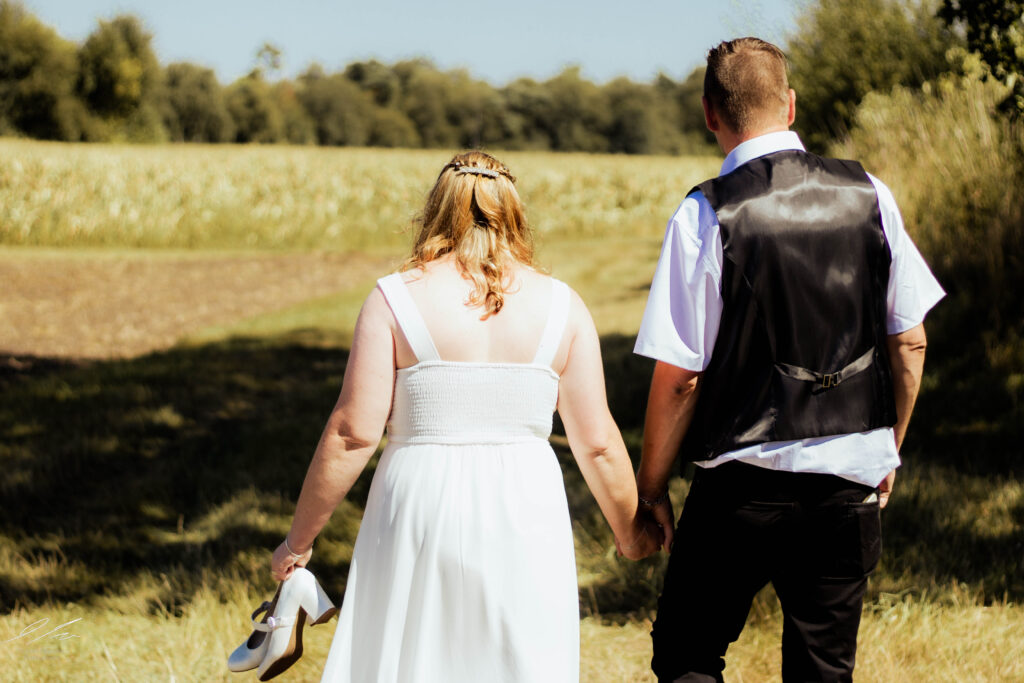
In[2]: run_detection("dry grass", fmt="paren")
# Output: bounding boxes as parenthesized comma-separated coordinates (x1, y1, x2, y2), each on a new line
(2, 591, 1022, 682)
(1, 140, 1021, 681)
(0, 139, 719, 249)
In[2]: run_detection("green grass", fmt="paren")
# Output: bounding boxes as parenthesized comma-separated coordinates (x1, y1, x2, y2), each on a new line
(1, 140, 1022, 680)
(1, 242, 1021, 679)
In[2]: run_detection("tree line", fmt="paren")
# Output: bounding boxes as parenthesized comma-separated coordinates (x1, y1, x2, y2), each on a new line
(1, 0, 1019, 155)
(0, 1, 715, 154)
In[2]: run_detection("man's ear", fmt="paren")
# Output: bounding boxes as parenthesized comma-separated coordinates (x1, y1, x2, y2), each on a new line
(702, 96, 720, 132)
(786, 89, 796, 127)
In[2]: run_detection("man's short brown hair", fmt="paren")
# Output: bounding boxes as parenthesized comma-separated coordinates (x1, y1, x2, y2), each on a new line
(704, 37, 790, 134)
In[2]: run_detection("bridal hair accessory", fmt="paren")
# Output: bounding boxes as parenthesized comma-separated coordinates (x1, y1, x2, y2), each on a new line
(457, 165, 499, 178)
(445, 158, 515, 182)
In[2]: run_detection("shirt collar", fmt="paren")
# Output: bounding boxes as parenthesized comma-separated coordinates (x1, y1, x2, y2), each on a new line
(719, 130, 805, 176)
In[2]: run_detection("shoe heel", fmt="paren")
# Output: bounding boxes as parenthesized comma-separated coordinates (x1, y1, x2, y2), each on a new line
(258, 609, 306, 682)
(254, 569, 335, 681)
(305, 578, 337, 625)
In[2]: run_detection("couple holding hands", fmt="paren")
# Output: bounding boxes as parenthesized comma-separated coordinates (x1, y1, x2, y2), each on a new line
(233, 37, 943, 683)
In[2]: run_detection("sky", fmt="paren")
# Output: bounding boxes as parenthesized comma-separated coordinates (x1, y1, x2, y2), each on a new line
(20, 0, 801, 86)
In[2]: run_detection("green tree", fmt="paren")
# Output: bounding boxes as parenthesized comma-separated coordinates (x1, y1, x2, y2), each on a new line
(501, 77, 556, 150)
(161, 62, 234, 142)
(604, 78, 661, 154)
(940, 0, 1024, 113)
(0, 1, 90, 140)
(369, 107, 420, 147)
(77, 14, 161, 118)
(788, 0, 957, 151)
(394, 60, 459, 148)
(604, 76, 701, 155)
(666, 68, 718, 151)
(441, 69, 510, 149)
(273, 80, 315, 145)
(254, 42, 282, 78)
(344, 60, 401, 107)
(226, 75, 284, 143)
(298, 67, 374, 146)
(542, 66, 610, 152)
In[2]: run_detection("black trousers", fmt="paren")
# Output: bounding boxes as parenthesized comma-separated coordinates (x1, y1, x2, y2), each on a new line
(651, 461, 882, 683)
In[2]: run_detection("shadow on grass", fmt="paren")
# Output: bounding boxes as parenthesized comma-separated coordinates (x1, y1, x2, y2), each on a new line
(0, 326, 1021, 618)
(0, 332, 368, 615)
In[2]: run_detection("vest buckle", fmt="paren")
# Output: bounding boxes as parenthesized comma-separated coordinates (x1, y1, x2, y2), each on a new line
(822, 372, 840, 389)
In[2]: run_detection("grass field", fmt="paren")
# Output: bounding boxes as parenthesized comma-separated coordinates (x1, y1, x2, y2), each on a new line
(1, 139, 1022, 681)
(0, 140, 720, 250)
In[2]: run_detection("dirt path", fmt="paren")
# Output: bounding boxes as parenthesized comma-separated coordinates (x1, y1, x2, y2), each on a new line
(0, 251, 394, 359)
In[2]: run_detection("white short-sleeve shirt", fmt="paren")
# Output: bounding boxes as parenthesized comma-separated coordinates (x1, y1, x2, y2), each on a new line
(634, 131, 946, 487)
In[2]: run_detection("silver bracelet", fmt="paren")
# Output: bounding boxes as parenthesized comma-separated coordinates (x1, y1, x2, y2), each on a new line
(282, 536, 305, 557)
(638, 491, 669, 507)
(621, 524, 649, 551)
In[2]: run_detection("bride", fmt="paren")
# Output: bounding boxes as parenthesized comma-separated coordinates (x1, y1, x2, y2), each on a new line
(259, 151, 661, 682)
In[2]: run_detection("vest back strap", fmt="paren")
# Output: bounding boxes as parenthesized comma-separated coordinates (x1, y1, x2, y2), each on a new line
(775, 347, 875, 390)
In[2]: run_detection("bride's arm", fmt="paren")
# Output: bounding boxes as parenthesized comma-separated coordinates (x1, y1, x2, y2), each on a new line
(555, 292, 661, 560)
(271, 287, 396, 580)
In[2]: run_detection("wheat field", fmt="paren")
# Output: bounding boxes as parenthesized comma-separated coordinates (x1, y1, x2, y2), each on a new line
(1, 139, 1021, 681)
(0, 139, 720, 250)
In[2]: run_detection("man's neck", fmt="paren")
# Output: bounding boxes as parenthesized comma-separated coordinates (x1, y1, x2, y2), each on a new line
(717, 124, 791, 156)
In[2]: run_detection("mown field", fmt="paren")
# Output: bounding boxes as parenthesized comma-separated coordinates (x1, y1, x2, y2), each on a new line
(1, 140, 1022, 682)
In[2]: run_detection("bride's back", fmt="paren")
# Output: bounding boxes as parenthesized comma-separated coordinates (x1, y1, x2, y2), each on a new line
(395, 259, 560, 369)
(390, 150, 568, 371)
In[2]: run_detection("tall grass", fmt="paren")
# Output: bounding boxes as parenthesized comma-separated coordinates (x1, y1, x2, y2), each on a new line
(4, 596, 1021, 682)
(2, 138, 1022, 680)
(1, 325, 1022, 681)
(0, 140, 719, 250)
(834, 75, 1024, 419)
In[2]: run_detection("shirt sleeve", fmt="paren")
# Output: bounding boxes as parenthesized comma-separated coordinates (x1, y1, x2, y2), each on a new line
(868, 174, 947, 334)
(633, 191, 724, 371)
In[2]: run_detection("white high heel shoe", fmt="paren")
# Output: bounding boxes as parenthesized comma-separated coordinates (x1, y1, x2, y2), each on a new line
(227, 584, 282, 672)
(255, 567, 338, 681)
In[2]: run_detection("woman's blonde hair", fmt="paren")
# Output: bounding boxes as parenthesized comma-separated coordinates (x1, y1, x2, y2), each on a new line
(403, 151, 533, 319)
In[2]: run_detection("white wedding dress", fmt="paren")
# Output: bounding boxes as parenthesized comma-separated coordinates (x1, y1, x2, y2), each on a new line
(320, 273, 580, 683)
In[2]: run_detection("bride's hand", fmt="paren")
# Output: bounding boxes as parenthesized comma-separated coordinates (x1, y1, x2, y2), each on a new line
(271, 540, 312, 582)
(615, 516, 663, 560)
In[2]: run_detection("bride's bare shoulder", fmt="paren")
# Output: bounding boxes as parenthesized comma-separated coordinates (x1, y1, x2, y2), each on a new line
(359, 283, 392, 323)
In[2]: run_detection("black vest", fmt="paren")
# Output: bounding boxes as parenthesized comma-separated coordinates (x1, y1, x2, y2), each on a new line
(680, 149, 897, 462)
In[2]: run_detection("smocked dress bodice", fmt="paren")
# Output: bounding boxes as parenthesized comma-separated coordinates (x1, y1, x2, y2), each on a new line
(387, 362, 559, 445)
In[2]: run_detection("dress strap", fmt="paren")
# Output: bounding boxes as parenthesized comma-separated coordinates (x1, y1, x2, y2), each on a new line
(377, 273, 441, 363)
(533, 279, 571, 367)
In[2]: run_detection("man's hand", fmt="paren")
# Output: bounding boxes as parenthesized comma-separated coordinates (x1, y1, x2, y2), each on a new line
(878, 469, 896, 509)
(643, 497, 675, 552)
(635, 361, 699, 555)
(616, 515, 664, 560)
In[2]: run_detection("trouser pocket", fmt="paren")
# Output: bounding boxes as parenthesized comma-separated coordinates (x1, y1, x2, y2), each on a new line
(818, 500, 881, 579)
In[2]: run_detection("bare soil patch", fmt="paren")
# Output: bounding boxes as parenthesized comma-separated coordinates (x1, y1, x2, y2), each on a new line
(0, 251, 393, 359)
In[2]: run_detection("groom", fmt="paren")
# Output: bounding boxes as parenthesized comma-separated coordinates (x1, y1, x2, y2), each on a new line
(633, 38, 944, 682)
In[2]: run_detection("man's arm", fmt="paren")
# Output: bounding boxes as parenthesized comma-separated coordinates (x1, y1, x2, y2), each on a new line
(637, 360, 702, 550)
(879, 322, 928, 507)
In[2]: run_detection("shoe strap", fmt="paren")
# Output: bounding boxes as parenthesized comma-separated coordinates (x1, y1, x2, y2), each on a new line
(251, 613, 297, 632)
(250, 601, 272, 622)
